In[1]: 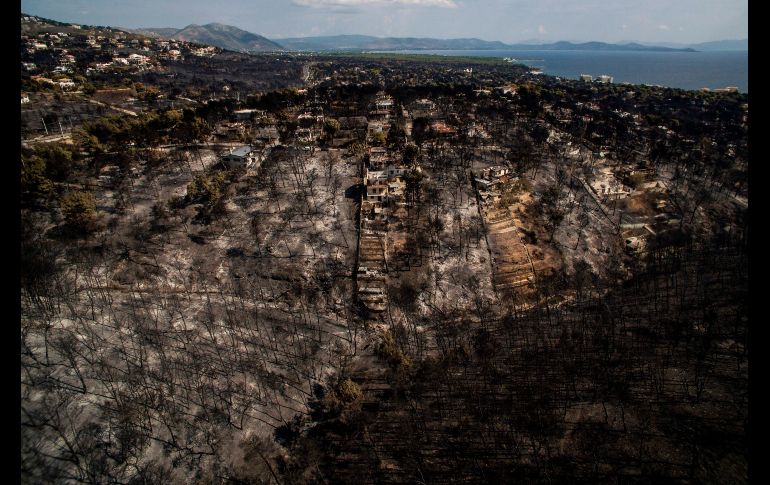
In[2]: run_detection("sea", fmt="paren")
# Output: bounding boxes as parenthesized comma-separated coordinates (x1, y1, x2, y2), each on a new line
(376, 49, 748, 93)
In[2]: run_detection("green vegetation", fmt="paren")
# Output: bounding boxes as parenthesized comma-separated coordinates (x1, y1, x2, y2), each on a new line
(328, 51, 510, 65)
(369, 131, 387, 145)
(21, 156, 53, 197)
(319, 378, 364, 417)
(21, 144, 78, 200)
(377, 330, 412, 370)
(60, 190, 97, 232)
(77, 110, 207, 150)
(348, 141, 367, 156)
(323, 118, 340, 137)
(336, 378, 363, 404)
(186, 172, 227, 204)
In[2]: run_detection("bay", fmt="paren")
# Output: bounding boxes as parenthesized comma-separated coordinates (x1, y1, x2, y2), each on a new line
(374, 49, 748, 93)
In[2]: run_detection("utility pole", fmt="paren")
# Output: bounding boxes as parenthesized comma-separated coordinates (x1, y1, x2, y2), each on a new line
(41, 117, 48, 135)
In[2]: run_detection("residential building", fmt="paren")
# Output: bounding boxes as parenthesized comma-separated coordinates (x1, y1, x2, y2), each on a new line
(221, 145, 260, 169)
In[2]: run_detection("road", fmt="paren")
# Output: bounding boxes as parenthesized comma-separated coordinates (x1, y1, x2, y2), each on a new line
(87, 98, 138, 117)
(22, 133, 72, 146)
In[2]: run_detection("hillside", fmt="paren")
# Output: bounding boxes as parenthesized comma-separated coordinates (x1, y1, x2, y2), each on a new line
(20, 11, 749, 485)
(133, 23, 284, 52)
(526, 41, 695, 52)
(689, 38, 748, 51)
(130, 27, 180, 38)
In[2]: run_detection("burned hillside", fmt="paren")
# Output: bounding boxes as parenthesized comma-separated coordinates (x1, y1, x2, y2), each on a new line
(21, 16, 748, 484)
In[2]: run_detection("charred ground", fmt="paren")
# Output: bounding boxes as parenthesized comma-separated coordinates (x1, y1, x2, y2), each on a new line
(21, 15, 748, 484)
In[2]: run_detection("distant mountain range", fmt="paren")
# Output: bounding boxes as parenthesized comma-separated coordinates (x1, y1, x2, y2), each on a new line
(653, 39, 748, 51)
(512, 41, 695, 52)
(128, 23, 284, 52)
(106, 19, 750, 54)
(275, 35, 511, 51)
(274, 36, 699, 52)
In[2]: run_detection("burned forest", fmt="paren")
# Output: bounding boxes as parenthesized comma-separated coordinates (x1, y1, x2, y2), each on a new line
(21, 14, 748, 484)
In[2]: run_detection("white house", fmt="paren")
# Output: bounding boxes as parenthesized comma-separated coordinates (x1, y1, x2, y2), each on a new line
(221, 145, 259, 169)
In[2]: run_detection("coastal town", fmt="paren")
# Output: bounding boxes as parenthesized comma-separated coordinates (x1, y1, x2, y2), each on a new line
(21, 13, 748, 485)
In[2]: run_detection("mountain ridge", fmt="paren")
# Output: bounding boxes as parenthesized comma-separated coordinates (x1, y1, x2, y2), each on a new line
(127, 23, 284, 52)
(274, 35, 697, 52)
(83, 16, 747, 54)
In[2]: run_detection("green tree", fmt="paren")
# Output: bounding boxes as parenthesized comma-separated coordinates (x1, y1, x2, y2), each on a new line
(187, 172, 227, 204)
(34, 143, 75, 182)
(21, 157, 53, 198)
(60, 191, 98, 232)
(323, 118, 340, 137)
(73, 128, 103, 155)
(369, 131, 386, 146)
(179, 114, 209, 143)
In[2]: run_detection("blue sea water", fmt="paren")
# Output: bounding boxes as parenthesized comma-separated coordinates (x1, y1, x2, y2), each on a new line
(377, 49, 748, 93)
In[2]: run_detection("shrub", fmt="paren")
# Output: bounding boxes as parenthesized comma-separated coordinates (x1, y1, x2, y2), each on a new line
(319, 378, 364, 417)
(336, 378, 363, 404)
(377, 330, 412, 370)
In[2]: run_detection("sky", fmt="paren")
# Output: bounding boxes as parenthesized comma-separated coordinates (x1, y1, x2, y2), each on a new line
(20, 0, 748, 44)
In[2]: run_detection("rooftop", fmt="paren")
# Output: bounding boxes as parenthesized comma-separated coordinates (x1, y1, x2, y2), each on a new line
(230, 145, 253, 157)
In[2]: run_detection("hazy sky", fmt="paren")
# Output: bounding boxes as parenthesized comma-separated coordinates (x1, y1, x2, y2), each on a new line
(20, 0, 748, 43)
